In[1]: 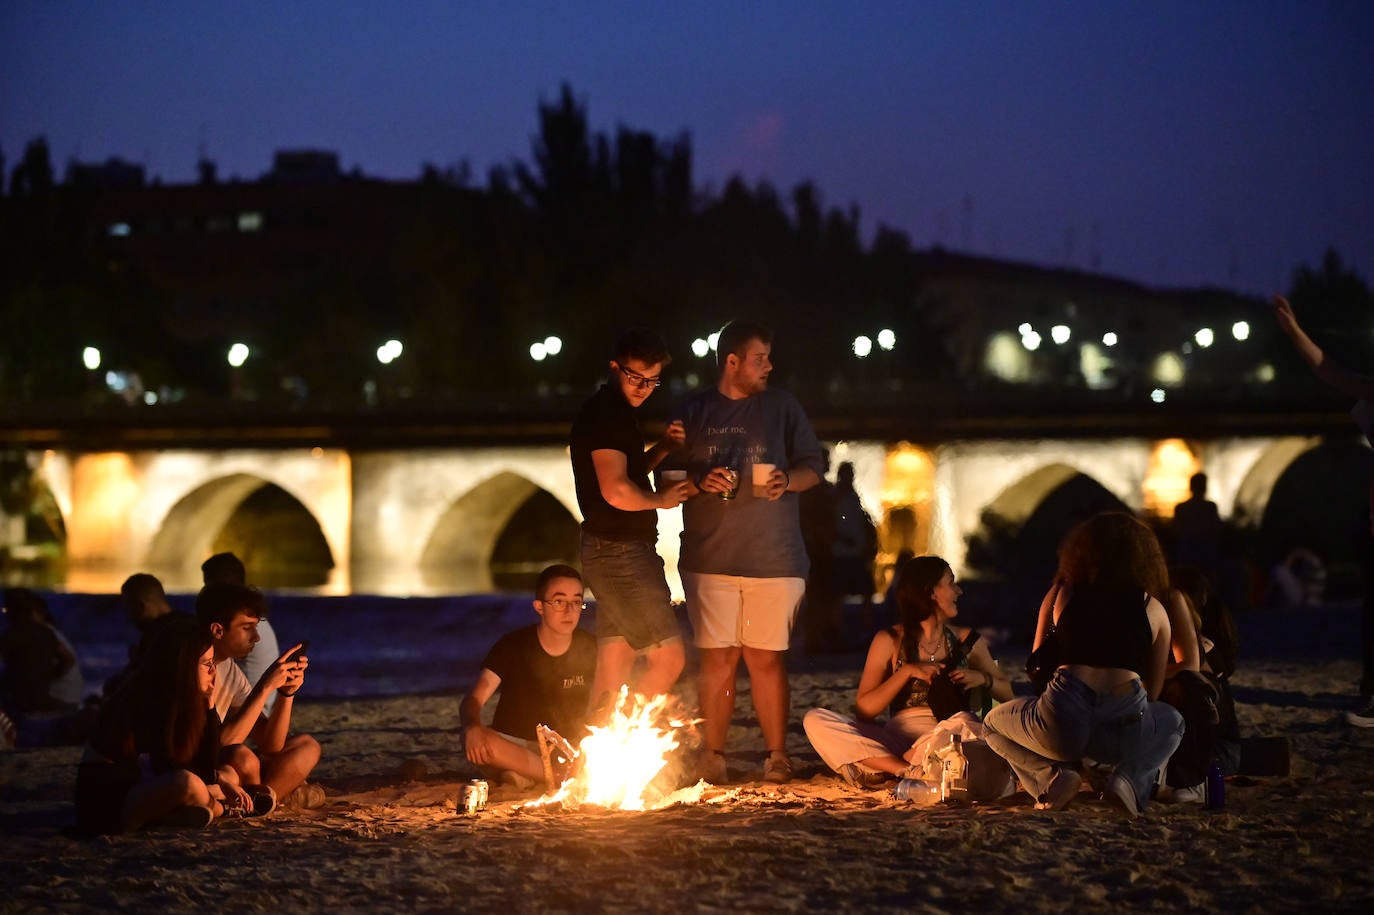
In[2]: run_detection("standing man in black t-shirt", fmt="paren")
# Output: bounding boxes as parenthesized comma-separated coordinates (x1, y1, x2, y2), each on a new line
(459, 565, 597, 788)
(570, 329, 691, 712)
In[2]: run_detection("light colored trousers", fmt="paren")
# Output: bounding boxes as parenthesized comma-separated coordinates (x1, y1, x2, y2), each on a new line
(983, 669, 1184, 809)
(803, 706, 937, 774)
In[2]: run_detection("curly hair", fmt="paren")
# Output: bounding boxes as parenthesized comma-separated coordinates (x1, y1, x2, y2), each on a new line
(893, 555, 952, 663)
(1056, 511, 1168, 601)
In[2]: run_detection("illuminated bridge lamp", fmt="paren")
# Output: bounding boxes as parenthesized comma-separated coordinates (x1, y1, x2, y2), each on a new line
(1102, 332, 1118, 347)
(691, 338, 710, 358)
(1021, 331, 1042, 351)
(543, 336, 562, 356)
(1232, 321, 1250, 341)
(529, 341, 548, 362)
(1050, 325, 1071, 345)
(82, 347, 101, 371)
(227, 343, 249, 368)
(1195, 327, 1214, 348)
(853, 335, 872, 358)
(877, 329, 896, 351)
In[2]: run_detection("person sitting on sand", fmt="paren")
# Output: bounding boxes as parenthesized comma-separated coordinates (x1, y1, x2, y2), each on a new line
(983, 512, 1184, 817)
(195, 583, 323, 811)
(104, 573, 189, 697)
(75, 615, 256, 833)
(803, 555, 1012, 788)
(459, 564, 597, 789)
(202, 552, 282, 714)
(1, 588, 84, 721)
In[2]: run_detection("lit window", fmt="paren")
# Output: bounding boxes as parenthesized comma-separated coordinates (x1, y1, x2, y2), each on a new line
(237, 211, 263, 232)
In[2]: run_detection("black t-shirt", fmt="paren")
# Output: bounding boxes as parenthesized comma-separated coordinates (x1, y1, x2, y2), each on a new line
(570, 382, 657, 541)
(1055, 584, 1154, 676)
(482, 625, 597, 742)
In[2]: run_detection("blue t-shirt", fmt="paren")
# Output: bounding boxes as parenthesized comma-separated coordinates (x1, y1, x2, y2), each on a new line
(668, 387, 825, 579)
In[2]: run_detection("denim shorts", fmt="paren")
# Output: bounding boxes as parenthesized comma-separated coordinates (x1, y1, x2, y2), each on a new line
(579, 531, 681, 651)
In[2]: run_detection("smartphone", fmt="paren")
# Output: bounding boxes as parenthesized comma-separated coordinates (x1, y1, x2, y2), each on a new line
(284, 640, 310, 664)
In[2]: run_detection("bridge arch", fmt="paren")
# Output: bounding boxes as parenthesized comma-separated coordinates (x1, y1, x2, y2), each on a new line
(1230, 436, 1322, 528)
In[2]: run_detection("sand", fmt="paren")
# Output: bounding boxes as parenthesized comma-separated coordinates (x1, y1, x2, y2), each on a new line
(4, 643, 1374, 913)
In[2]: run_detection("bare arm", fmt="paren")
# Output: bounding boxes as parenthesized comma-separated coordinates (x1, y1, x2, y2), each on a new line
(1032, 583, 1062, 652)
(643, 420, 685, 471)
(1274, 296, 1374, 400)
(953, 637, 1014, 703)
(592, 449, 688, 512)
(854, 630, 937, 721)
(1143, 597, 1173, 701)
(1164, 589, 1201, 677)
(461, 668, 504, 766)
(224, 647, 302, 748)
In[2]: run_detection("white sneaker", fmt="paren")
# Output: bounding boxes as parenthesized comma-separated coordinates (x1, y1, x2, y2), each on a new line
(1159, 782, 1205, 804)
(1345, 701, 1374, 728)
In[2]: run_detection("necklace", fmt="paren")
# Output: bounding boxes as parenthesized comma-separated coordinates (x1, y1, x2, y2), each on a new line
(918, 631, 943, 662)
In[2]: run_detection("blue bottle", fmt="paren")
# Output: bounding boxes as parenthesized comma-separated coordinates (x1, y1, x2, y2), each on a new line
(1204, 761, 1225, 810)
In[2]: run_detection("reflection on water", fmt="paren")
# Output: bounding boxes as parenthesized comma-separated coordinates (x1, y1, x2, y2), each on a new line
(2, 559, 555, 598)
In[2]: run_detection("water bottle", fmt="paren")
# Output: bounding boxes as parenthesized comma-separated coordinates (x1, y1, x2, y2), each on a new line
(892, 778, 940, 805)
(1204, 761, 1225, 810)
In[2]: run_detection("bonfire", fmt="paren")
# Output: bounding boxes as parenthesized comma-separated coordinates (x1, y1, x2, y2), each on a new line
(526, 687, 733, 811)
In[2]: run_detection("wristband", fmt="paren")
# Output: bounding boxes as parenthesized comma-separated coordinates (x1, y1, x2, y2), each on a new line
(781, 470, 791, 490)
(278, 687, 298, 697)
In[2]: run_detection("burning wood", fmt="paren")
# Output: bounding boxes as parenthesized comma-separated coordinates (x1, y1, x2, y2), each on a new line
(525, 688, 733, 812)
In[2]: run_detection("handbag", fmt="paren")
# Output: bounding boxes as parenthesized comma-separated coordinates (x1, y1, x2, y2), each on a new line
(926, 669, 971, 720)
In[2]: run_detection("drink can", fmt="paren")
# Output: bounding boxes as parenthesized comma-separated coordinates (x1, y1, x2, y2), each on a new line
(459, 783, 482, 815)
(720, 469, 739, 501)
(472, 778, 489, 809)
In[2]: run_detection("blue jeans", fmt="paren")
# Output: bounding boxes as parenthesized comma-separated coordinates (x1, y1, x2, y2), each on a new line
(983, 669, 1184, 809)
(579, 531, 680, 650)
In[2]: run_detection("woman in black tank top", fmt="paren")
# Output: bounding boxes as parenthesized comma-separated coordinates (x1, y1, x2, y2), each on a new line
(983, 513, 1184, 818)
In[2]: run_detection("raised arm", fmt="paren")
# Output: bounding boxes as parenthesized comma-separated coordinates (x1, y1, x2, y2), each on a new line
(1274, 296, 1374, 401)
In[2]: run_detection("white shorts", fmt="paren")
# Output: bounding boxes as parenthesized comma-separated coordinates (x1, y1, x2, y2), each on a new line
(681, 572, 805, 651)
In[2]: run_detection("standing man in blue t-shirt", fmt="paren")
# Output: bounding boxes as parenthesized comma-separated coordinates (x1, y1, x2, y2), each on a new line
(668, 320, 826, 784)
(570, 330, 692, 713)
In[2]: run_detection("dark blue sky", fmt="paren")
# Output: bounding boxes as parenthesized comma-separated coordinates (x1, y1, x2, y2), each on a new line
(3, 1, 1371, 295)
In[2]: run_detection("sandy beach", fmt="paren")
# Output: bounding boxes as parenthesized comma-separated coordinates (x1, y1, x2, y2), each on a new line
(5, 607, 1374, 914)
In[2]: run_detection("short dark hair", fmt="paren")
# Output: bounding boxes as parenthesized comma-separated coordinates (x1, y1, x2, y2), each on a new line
(535, 564, 582, 601)
(195, 582, 268, 628)
(202, 552, 247, 586)
(716, 320, 772, 370)
(611, 328, 671, 369)
(1189, 472, 1208, 496)
(120, 573, 167, 613)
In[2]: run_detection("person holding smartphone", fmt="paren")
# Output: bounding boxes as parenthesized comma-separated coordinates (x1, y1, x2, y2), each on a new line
(195, 583, 323, 811)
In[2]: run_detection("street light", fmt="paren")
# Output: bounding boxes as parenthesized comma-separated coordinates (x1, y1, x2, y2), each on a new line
(1232, 321, 1250, 341)
(1102, 332, 1118, 347)
(853, 335, 873, 358)
(543, 336, 562, 356)
(1050, 325, 1071, 345)
(227, 343, 249, 367)
(529, 342, 548, 362)
(877, 329, 896, 351)
(377, 339, 403, 364)
(82, 346, 101, 370)
(1195, 328, 1214, 348)
(1022, 331, 1042, 351)
(691, 338, 710, 358)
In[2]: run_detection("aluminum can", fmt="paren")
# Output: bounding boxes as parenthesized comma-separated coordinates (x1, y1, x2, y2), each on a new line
(459, 783, 482, 814)
(720, 469, 740, 501)
(472, 778, 489, 809)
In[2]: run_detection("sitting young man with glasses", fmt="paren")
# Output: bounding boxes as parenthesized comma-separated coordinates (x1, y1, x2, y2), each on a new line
(569, 329, 692, 715)
(459, 565, 597, 789)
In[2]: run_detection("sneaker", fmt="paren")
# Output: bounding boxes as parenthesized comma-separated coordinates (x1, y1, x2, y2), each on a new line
(280, 782, 326, 810)
(838, 763, 892, 789)
(151, 804, 215, 830)
(1170, 783, 1206, 804)
(247, 784, 277, 816)
(1345, 700, 1374, 728)
(1102, 773, 1141, 818)
(699, 750, 728, 785)
(762, 752, 793, 785)
(1034, 767, 1083, 811)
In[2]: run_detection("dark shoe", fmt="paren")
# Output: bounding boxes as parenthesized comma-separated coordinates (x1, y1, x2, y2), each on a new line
(247, 784, 277, 816)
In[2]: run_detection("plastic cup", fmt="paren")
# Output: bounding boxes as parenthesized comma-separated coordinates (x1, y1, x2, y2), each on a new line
(752, 463, 776, 498)
(661, 469, 687, 483)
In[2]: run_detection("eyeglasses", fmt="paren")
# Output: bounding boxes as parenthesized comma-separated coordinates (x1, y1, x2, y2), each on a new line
(617, 365, 662, 389)
(541, 599, 586, 612)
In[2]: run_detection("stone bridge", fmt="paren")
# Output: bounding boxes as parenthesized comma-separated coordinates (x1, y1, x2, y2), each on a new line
(24, 429, 1356, 597)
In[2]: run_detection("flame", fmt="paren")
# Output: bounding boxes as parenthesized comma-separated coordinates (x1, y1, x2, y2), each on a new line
(531, 688, 703, 811)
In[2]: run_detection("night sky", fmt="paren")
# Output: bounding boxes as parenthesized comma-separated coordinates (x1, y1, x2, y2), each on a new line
(3, 1, 1371, 296)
